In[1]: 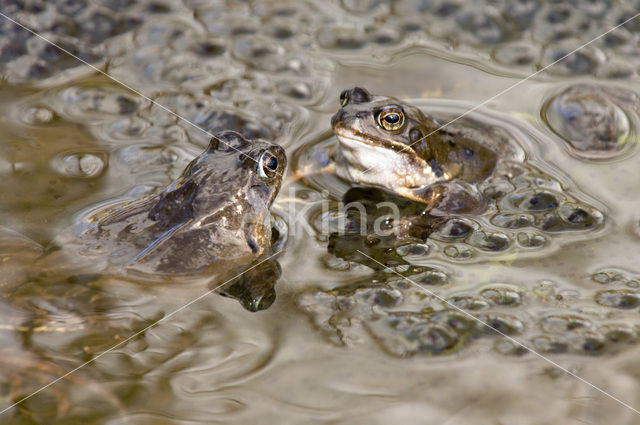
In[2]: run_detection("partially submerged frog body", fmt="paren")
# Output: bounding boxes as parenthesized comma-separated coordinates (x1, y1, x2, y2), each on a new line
(331, 87, 513, 208)
(312, 88, 605, 265)
(0, 132, 286, 313)
(53, 131, 286, 276)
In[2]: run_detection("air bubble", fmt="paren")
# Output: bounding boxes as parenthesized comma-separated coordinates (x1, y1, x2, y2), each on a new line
(50, 151, 107, 178)
(22, 106, 55, 125)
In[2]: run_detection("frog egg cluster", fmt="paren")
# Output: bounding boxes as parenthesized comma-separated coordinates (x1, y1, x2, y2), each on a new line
(591, 268, 640, 308)
(431, 159, 604, 260)
(0, 0, 148, 84)
(327, 0, 640, 80)
(320, 154, 605, 265)
(2, 0, 326, 153)
(542, 84, 640, 160)
(486, 161, 604, 230)
(428, 180, 604, 260)
(6, 0, 639, 93)
(299, 274, 640, 357)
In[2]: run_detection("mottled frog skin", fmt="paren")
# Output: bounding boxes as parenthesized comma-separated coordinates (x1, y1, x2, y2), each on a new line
(331, 87, 507, 207)
(54, 131, 286, 275)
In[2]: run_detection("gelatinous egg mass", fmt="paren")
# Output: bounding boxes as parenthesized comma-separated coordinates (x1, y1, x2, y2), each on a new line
(543, 84, 637, 159)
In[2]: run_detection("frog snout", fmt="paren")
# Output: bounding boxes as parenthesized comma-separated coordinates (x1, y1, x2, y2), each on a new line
(331, 110, 368, 130)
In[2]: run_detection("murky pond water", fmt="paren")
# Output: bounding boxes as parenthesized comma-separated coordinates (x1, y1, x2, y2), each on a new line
(2, 1, 640, 424)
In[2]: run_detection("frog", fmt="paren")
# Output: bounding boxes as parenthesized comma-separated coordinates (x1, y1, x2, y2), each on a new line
(330, 87, 508, 208)
(295, 91, 616, 359)
(0, 130, 287, 312)
(51, 130, 286, 276)
(308, 87, 604, 263)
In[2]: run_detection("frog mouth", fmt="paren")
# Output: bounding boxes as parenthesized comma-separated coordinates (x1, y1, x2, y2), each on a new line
(334, 126, 415, 154)
(332, 126, 443, 191)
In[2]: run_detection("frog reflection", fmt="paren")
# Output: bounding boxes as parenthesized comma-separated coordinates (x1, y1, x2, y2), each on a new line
(221, 257, 281, 312)
(323, 186, 465, 273)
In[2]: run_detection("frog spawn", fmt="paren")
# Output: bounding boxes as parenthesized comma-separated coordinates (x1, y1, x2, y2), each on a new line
(6, 0, 640, 102)
(320, 156, 604, 265)
(1, 0, 322, 173)
(316, 0, 640, 80)
(299, 275, 640, 357)
(485, 160, 604, 234)
(591, 268, 640, 309)
(307, 106, 612, 354)
(542, 84, 640, 159)
(528, 269, 640, 354)
(0, 0, 147, 85)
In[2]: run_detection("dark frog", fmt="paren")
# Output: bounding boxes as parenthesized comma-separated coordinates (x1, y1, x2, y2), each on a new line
(53, 131, 286, 279)
(330, 87, 503, 210)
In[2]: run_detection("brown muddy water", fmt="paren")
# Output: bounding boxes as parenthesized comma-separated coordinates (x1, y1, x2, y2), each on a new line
(1, 1, 640, 424)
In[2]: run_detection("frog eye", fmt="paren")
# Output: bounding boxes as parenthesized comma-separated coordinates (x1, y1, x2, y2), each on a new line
(377, 107, 405, 131)
(339, 90, 349, 107)
(258, 151, 279, 178)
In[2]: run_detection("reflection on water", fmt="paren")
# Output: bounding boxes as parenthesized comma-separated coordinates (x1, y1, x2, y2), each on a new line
(2, 0, 640, 424)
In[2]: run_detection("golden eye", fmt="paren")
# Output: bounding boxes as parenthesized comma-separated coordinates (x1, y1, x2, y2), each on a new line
(339, 90, 349, 107)
(377, 108, 405, 131)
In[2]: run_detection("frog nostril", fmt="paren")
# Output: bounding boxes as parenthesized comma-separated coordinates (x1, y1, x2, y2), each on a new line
(355, 111, 370, 120)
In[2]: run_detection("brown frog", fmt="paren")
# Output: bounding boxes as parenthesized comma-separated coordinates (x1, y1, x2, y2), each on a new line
(54, 130, 287, 276)
(0, 131, 287, 312)
(330, 87, 505, 211)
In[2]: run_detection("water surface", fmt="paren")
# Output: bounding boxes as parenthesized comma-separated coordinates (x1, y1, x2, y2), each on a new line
(1, 1, 640, 424)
